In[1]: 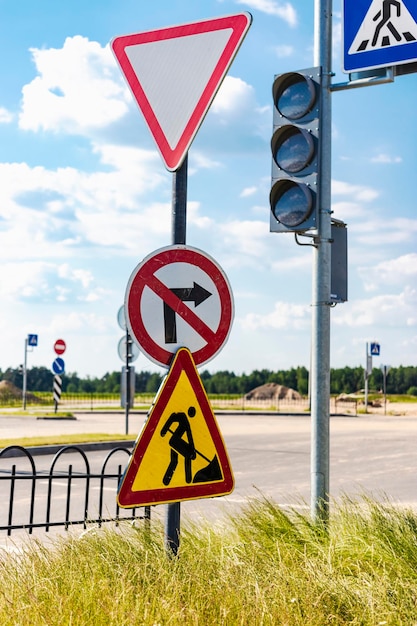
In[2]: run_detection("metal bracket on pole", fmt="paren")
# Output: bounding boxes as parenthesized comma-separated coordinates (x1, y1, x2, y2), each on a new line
(331, 67, 395, 92)
(294, 233, 318, 248)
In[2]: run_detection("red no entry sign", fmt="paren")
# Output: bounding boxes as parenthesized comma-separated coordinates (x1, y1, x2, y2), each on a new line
(54, 339, 66, 355)
(125, 245, 234, 367)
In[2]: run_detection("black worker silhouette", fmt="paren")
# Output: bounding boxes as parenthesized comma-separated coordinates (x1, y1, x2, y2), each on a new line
(372, 0, 401, 47)
(161, 406, 197, 486)
(160, 405, 223, 486)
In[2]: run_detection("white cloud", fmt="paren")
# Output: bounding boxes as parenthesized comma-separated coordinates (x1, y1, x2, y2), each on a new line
(235, 0, 297, 26)
(240, 186, 257, 197)
(359, 253, 417, 291)
(0, 144, 171, 263)
(371, 153, 402, 164)
(219, 219, 269, 261)
(0, 261, 106, 303)
(188, 152, 222, 174)
(332, 201, 366, 219)
(186, 202, 214, 229)
(273, 44, 294, 58)
(0, 107, 13, 123)
(211, 76, 256, 117)
(271, 253, 311, 272)
(333, 287, 417, 328)
(19, 36, 127, 134)
(352, 217, 417, 246)
(241, 301, 310, 330)
(332, 179, 379, 202)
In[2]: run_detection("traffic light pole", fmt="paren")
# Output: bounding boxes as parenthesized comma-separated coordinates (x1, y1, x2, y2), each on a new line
(165, 153, 188, 556)
(310, 0, 332, 523)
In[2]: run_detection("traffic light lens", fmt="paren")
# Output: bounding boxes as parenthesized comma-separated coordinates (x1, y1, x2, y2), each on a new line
(272, 126, 315, 174)
(271, 180, 313, 227)
(274, 73, 316, 120)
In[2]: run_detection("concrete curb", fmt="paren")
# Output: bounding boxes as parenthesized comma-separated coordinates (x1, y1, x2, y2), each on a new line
(1, 440, 136, 458)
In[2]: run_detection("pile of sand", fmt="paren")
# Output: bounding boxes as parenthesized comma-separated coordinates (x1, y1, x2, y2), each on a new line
(245, 382, 302, 401)
(0, 380, 40, 403)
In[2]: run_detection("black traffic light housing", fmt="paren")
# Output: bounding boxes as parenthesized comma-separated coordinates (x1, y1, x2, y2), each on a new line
(270, 66, 321, 233)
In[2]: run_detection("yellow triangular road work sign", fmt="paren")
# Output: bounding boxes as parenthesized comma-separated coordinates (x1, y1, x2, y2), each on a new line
(117, 347, 234, 507)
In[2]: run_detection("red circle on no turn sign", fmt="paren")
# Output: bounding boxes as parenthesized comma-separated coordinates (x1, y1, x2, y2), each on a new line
(125, 245, 234, 368)
(54, 339, 66, 355)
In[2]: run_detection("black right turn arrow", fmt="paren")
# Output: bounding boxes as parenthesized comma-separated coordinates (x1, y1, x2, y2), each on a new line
(164, 282, 212, 343)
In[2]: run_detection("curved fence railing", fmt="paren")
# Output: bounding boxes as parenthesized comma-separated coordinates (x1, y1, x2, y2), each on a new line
(0, 445, 150, 536)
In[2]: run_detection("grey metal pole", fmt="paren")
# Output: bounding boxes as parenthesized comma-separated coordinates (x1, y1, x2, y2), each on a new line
(171, 155, 188, 245)
(125, 328, 130, 436)
(22, 337, 28, 411)
(165, 153, 188, 555)
(365, 342, 369, 412)
(311, 0, 332, 523)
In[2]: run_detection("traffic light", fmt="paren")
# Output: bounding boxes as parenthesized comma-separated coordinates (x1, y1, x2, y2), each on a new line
(270, 66, 321, 233)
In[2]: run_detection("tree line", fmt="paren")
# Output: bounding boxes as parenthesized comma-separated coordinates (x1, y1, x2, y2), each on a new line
(1, 365, 417, 396)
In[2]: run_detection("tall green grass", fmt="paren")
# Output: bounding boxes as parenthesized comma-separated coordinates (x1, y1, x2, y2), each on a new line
(1, 496, 417, 625)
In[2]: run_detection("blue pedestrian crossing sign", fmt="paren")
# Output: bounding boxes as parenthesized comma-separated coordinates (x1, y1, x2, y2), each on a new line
(343, 0, 417, 72)
(28, 334, 38, 346)
(370, 342, 381, 356)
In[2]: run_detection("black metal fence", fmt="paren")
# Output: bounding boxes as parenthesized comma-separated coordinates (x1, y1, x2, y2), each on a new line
(0, 445, 150, 535)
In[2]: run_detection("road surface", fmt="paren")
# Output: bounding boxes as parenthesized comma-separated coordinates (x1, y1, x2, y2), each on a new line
(1, 410, 417, 536)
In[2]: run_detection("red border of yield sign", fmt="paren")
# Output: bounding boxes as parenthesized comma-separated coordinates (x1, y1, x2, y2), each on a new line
(125, 245, 234, 368)
(111, 13, 252, 171)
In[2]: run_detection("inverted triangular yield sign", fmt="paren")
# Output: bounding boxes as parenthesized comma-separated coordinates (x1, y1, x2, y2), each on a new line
(117, 347, 234, 507)
(111, 13, 252, 171)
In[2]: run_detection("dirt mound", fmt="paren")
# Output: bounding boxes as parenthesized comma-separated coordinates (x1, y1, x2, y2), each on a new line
(0, 380, 22, 397)
(245, 382, 302, 401)
(0, 380, 40, 403)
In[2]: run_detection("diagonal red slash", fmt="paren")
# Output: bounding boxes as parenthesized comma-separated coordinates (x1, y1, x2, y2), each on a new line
(141, 270, 217, 344)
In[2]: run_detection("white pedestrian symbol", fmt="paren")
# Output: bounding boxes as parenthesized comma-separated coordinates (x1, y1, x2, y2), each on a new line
(349, 0, 417, 53)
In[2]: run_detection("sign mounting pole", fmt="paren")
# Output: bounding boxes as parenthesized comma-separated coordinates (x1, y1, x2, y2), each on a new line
(165, 154, 188, 555)
(311, 0, 332, 524)
(112, 12, 251, 555)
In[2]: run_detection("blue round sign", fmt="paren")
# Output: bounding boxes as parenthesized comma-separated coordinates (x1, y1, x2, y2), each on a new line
(52, 357, 65, 375)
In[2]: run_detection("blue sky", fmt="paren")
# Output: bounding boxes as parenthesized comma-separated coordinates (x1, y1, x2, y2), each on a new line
(0, 0, 415, 379)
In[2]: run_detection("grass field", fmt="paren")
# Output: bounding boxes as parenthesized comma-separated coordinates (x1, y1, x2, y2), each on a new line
(1, 496, 417, 625)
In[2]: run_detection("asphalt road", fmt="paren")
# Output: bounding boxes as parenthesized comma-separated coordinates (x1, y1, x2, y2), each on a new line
(1, 410, 417, 529)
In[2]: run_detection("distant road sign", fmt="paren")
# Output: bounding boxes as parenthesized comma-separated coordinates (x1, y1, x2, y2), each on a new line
(343, 0, 417, 72)
(111, 13, 252, 171)
(52, 357, 65, 375)
(28, 334, 38, 346)
(117, 348, 234, 508)
(370, 342, 381, 356)
(117, 305, 126, 330)
(125, 245, 234, 368)
(117, 336, 140, 363)
(54, 339, 66, 355)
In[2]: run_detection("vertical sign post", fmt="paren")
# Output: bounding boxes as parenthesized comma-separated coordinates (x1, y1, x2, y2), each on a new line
(365, 342, 371, 412)
(111, 13, 252, 555)
(381, 364, 391, 415)
(165, 154, 188, 556)
(125, 327, 131, 435)
(23, 334, 38, 410)
(310, 0, 332, 524)
(52, 339, 66, 412)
